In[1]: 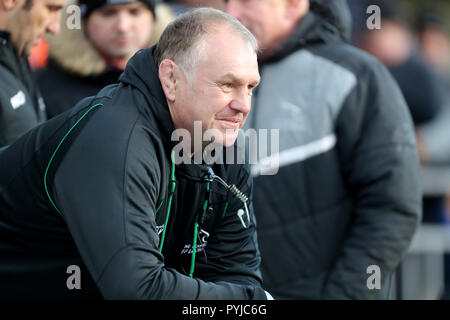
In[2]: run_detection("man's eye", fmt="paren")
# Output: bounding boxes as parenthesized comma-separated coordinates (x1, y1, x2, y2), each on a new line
(100, 9, 116, 17)
(47, 5, 61, 12)
(129, 9, 141, 16)
(224, 83, 234, 89)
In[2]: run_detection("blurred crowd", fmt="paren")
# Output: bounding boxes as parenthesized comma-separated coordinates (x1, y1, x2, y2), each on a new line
(349, 0, 450, 221)
(349, 0, 450, 299)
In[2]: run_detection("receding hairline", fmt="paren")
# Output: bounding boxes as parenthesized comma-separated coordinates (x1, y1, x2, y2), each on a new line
(195, 20, 258, 54)
(153, 8, 259, 70)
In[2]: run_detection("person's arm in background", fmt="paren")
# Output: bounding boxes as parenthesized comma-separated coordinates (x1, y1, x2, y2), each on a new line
(324, 58, 422, 299)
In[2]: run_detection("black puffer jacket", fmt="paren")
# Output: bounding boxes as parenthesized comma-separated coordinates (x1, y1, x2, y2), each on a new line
(0, 47, 266, 299)
(247, 1, 421, 299)
(0, 31, 46, 147)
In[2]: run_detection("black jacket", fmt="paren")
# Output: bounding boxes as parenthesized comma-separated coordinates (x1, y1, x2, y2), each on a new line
(0, 47, 266, 300)
(247, 4, 421, 299)
(0, 31, 46, 147)
(36, 58, 123, 119)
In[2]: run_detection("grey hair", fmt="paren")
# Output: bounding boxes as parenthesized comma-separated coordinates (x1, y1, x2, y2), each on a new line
(153, 8, 258, 81)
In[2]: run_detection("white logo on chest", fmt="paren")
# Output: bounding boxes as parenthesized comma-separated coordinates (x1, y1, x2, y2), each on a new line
(10, 90, 26, 110)
(181, 229, 210, 254)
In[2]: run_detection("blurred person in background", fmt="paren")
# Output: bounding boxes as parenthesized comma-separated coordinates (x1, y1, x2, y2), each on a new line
(417, 11, 450, 82)
(416, 9, 450, 300)
(36, 0, 174, 119)
(353, 0, 447, 222)
(351, 0, 450, 299)
(355, 0, 444, 127)
(164, 0, 224, 15)
(414, 10, 450, 175)
(225, 0, 421, 299)
(0, 0, 66, 147)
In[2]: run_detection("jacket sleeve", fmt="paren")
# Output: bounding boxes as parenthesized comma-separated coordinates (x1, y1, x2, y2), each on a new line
(194, 164, 264, 289)
(53, 118, 267, 300)
(323, 59, 422, 299)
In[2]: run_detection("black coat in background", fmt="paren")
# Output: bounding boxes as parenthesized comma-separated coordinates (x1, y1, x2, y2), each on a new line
(36, 58, 122, 119)
(0, 31, 46, 147)
(249, 2, 421, 299)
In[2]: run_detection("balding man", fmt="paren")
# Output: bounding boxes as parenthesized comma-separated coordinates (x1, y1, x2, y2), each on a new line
(0, 8, 270, 300)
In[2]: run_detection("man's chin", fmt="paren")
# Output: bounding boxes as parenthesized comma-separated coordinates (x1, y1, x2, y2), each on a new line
(203, 137, 236, 149)
(108, 48, 136, 59)
(27, 37, 43, 53)
(222, 133, 239, 148)
(23, 45, 34, 57)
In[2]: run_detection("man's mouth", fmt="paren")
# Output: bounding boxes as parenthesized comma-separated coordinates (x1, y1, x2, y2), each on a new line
(217, 118, 242, 129)
(114, 37, 132, 46)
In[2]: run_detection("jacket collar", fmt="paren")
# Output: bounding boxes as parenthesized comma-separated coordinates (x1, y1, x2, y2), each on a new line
(119, 46, 220, 178)
(262, 11, 342, 65)
(119, 46, 176, 151)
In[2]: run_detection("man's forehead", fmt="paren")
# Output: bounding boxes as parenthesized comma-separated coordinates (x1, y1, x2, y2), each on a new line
(99, 1, 147, 10)
(203, 30, 256, 57)
(199, 34, 258, 75)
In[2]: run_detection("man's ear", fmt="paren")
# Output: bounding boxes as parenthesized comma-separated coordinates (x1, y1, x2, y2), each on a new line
(159, 59, 178, 102)
(1, 0, 24, 11)
(285, 0, 310, 21)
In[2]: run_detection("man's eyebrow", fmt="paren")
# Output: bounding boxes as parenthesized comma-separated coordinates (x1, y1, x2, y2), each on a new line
(126, 2, 147, 9)
(100, 2, 146, 11)
(251, 78, 261, 87)
(48, 4, 64, 11)
(220, 73, 260, 86)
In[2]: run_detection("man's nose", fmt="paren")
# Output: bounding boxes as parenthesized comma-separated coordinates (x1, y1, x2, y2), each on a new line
(46, 12, 62, 35)
(116, 13, 132, 32)
(230, 88, 251, 114)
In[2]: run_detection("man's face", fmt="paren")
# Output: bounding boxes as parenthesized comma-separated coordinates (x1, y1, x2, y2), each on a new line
(224, 0, 289, 58)
(6, 0, 66, 56)
(170, 27, 260, 149)
(86, 2, 154, 61)
(178, 0, 225, 10)
(359, 21, 411, 66)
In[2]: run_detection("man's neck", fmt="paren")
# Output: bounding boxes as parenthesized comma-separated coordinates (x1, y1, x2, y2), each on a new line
(259, 14, 306, 62)
(98, 51, 130, 71)
(106, 57, 129, 70)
